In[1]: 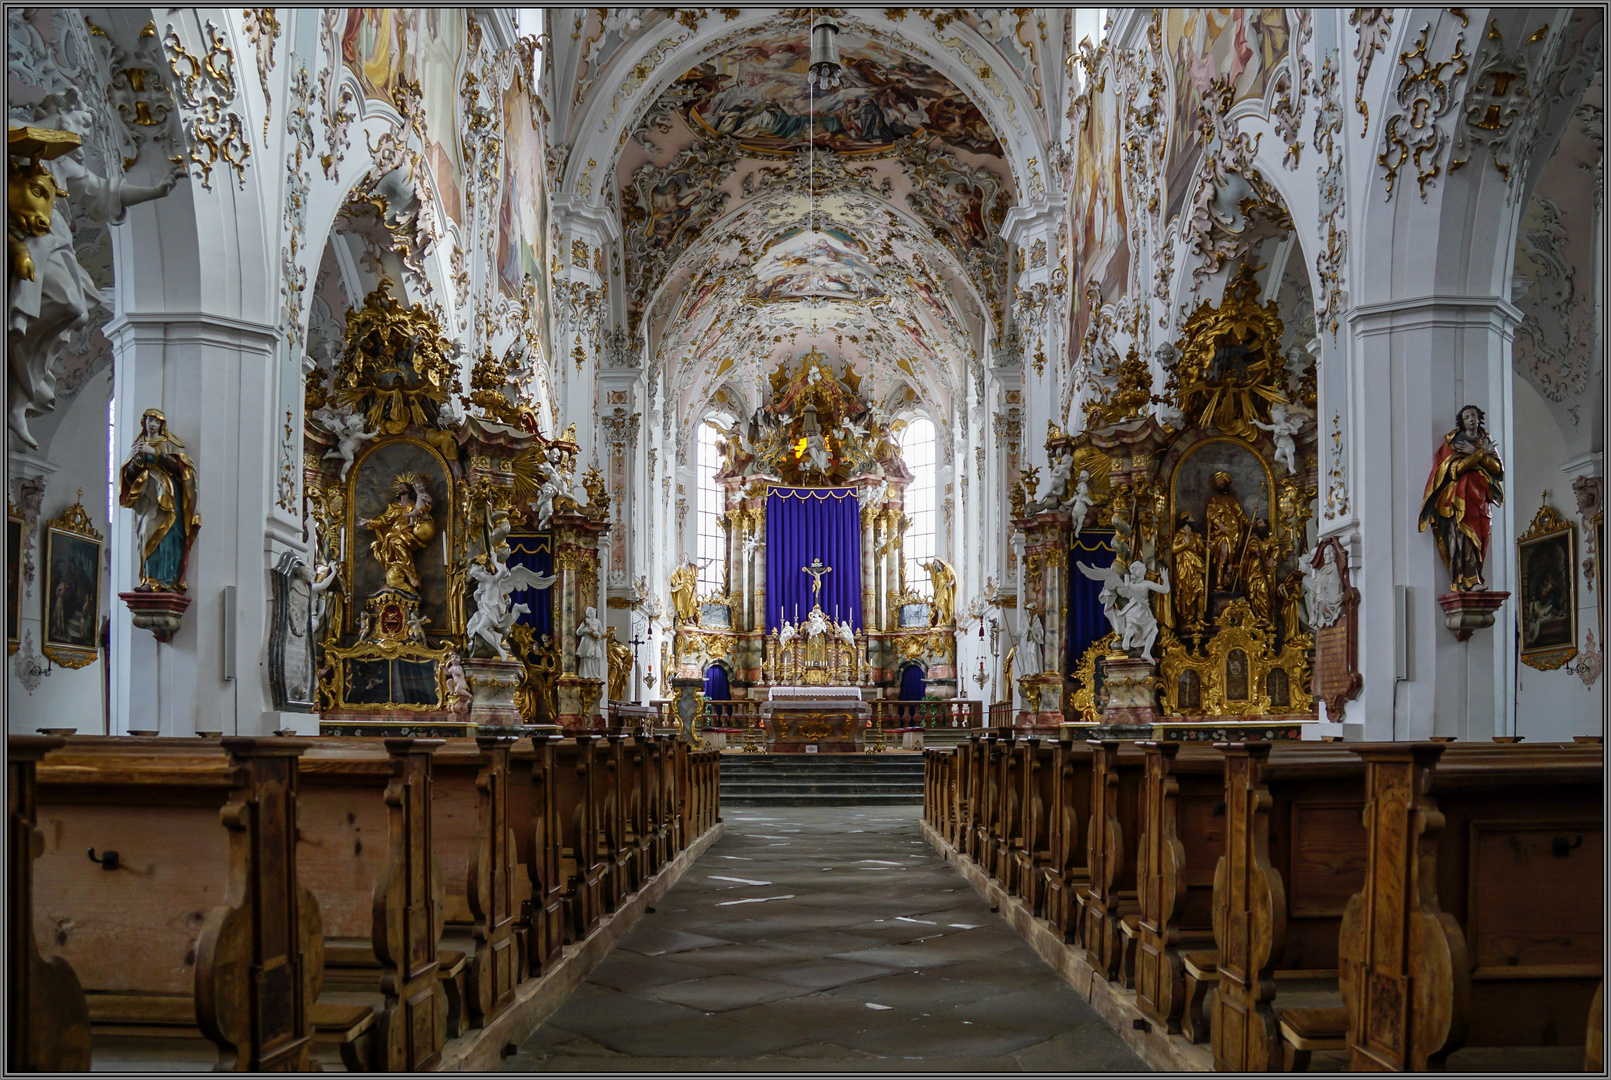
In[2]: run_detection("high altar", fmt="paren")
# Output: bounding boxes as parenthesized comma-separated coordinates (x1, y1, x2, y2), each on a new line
(671, 350, 957, 749)
(302, 281, 625, 736)
(1018, 268, 1323, 741)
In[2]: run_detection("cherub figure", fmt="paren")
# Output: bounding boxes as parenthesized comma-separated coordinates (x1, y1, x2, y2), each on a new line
(1064, 469, 1094, 536)
(314, 405, 378, 481)
(1249, 403, 1308, 475)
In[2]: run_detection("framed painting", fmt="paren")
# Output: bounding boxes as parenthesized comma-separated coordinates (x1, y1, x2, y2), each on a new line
(41, 494, 102, 669)
(1517, 501, 1577, 671)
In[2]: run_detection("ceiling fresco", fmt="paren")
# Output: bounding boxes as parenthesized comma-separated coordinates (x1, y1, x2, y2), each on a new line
(675, 30, 1003, 157)
(614, 24, 1016, 429)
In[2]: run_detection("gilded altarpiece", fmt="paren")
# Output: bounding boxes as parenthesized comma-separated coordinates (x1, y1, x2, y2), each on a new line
(304, 281, 609, 734)
(1036, 269, 1318, 737)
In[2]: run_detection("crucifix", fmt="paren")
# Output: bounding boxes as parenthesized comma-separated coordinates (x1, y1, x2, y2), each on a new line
(801, 557, 832, 605)
(628, 624, 646, 706)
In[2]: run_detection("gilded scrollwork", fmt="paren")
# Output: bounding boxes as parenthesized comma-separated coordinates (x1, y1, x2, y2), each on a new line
(1377, 22, 1469, 200)
(164, 19, 252, 191)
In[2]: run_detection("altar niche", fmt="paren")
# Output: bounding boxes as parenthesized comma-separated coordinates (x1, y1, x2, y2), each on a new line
(1027, 266, 1318, 735)
(672, 350, 958, 711)
(302, 280, 609, 736)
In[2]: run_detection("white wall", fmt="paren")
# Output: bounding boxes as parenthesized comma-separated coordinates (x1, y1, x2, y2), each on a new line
(9, 368, 113, 734)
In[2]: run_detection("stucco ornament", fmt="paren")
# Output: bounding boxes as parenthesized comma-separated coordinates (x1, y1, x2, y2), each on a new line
(8, 89, 180, 448)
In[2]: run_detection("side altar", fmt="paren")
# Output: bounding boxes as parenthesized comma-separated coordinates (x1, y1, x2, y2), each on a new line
(672, 351, 957, 719)
(301, 281, 623, 737)
(1019, 267, 1323, 741)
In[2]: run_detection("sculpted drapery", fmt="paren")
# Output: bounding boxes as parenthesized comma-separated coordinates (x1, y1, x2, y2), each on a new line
(118, 409, 200, 592)
(1419, 406, 1505, 592)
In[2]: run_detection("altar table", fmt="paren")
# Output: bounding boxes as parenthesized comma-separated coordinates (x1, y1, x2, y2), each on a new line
(761, 689, 871, 753)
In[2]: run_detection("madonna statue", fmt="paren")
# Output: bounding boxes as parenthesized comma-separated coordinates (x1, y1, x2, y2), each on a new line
(118, 409, 201, 592)
(1419, 404, 1505, 591)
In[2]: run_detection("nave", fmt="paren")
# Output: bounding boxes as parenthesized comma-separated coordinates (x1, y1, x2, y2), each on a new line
(504, 806, 1145, 1072)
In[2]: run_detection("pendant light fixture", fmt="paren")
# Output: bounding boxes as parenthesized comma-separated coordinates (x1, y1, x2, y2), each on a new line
(808, 14, 843, 90)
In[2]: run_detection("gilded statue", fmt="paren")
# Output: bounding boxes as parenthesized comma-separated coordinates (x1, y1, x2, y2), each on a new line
(924, 558, 957, 627)
(1170, 513, 1208, 630)
(359, 474, 435, 592)
(1419, 404, 1505, 591)
(669, 560, 699, 624)
(1277, 568, 1306, 641)
(1239, 518, 1277, 623)
(606, 627, 633, 703)
(1205, 471, 1249, 593)
(118, 409, 201, 592)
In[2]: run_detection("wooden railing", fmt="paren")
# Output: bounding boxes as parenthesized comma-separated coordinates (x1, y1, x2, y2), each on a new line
(987, 702, 1015, 728)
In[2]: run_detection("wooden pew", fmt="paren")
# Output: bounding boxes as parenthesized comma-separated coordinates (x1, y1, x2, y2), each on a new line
(1134, 741, 1227, 1036)
(9, 735, 91, 1071)
(1083, 739, 1146, 983)
(992, 732, 1020, 886)
(297, 737, 445, 1070)
(552, 735, 605, 943)
(1041, 738, 1095, 947)
(1011, 739, 1057, 914)
(508, 733, 565, 980)
(34, 737, 321, 1071)
(431, 734, 521, 1030)
(971, 734, 1000, 869)
(1337, 742, 1603, 1071)
(1209, 741, 1369, 1072)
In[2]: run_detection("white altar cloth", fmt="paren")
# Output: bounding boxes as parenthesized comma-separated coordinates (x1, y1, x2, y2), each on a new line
(768, 685, 864, 702)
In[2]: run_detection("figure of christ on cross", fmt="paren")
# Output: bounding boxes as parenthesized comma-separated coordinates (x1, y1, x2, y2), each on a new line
(802, 557, 832, 605)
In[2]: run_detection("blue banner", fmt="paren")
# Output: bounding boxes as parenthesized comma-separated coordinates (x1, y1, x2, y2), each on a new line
(765, 486, 863, 631)
(1068, 530, 1116, 673)
(506, 533, 554, 641)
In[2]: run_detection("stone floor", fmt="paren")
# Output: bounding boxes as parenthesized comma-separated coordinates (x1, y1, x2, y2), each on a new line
(502, 806, 1147, 1072)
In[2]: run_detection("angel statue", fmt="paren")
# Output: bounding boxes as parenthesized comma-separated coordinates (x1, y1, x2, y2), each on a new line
(313, 404, 377, 481)
(835, 618, 856, 646)
(1033, 450, 1074, 513)
(444, 652, 472, 715)
(1064, 469, 1094, 536)
(1077, 560, 1172, 660)
(1249, 403, 1308, 475)
(10, 89, 182, 448)
(858, 481, 888, 512)
(803, 431, 832, 475)
(466, 551, 556, 661)
(576, 606, 609, 684)
(779, 620, 798, 649)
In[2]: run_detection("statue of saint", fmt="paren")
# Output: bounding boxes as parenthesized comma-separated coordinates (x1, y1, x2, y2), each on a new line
(1170, 513, 1208, 630)
(118, 409, 200, 592)
(1239, 518, 1277, 623)
(669, 560, 699, 624)
(924, 558, 957, 626)
(1419, 404, 1505, 591)
(1277, 568, 1306, 641)
(358, 474, 435, 592)
(1205, 471, 1249, 593)
(576, 606, 608, 683)
(606, 627, 633, 703)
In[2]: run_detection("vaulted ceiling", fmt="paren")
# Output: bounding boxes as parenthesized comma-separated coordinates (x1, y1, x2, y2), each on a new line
(606, 14, 1020, 425)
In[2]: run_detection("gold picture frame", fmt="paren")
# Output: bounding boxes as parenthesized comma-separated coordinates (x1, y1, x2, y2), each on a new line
(41, 491, 102, 669)
(1517, 499, 1577, 672)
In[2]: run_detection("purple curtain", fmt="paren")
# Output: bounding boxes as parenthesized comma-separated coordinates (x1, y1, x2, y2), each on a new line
(1068, 530, 1115, 673)
(765, 486, 863, 631)
(506, 533, 554, 641)
(703, 663, 730, 717)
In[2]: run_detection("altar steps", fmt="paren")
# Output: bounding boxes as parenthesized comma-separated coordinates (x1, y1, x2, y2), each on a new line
(720, 754, 925, 806)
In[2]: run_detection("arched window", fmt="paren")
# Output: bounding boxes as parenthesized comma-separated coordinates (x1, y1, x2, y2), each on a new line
(899, 415, 936, 597)
(696, 420, 727, 596)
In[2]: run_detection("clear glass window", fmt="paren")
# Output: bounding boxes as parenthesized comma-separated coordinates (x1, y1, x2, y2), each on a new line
(696, 421, 726, 596)
(900, 416, 936, 597)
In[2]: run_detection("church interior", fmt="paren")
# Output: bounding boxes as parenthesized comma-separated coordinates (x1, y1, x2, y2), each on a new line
(6, 6, 1606, 1073)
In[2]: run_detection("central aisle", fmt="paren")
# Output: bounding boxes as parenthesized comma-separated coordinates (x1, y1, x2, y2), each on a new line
(504, 806, 1146, 1071)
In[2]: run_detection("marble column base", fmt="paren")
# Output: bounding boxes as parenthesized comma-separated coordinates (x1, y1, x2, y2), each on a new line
(464, 657, 527, 726)
(557, 674, 604, 730)
(1099, 654, 1158, 728)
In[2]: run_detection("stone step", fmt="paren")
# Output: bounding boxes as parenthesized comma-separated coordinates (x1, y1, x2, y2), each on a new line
(717, 754, 925, 806)
(722, 793, 923, 807)
(722, 782, 923, 797)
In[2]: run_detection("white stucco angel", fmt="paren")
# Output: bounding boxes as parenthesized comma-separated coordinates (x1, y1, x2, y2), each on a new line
(466, 552, 555, 661)
(534, 446, 570, 531)
(576, 606, 608, 683)
(313, 404, 378, 481)
(1063, 469, 1094, 536)
(835, 618, 856, 646)
(1249, 404, 1309, 475)
(1038, 450, 1074, 511)
(858, 481, 887, 511)
(9, 89, 181, 448)
(445, 652, 472, 714)
(308, 557, 340, 640)
(804, 605, 831, 639)
(1114, 562, 1171, 659)
(779, 621, 798, 649)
